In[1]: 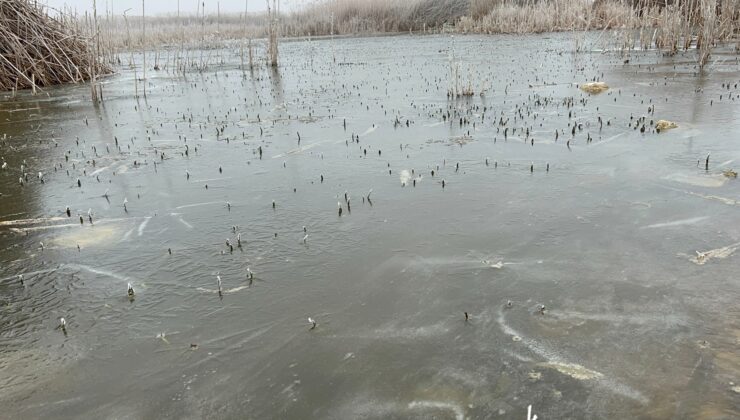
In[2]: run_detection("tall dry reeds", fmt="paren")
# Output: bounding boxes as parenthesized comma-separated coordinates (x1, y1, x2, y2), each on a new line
(35, 0, 737, 74)
(460, 0, 670, 35)
(287, 0, 468, 35)
(697, 0, 718, 67)
(0, 0, 110, 92)
(634, 0, 738, 68)
(95, 12, 268, 51)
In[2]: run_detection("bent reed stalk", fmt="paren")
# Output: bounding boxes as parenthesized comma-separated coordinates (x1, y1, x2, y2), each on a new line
(0, 0, 110, 92)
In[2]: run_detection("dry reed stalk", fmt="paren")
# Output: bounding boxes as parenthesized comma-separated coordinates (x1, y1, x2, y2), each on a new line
(698, 0, 717, 68)
(91, 0, 99, 103)
(0, 0, 110, 92)
(142, 0, 147, 97)
(266, 0, 279, 67)
(242, 0, 254, 70)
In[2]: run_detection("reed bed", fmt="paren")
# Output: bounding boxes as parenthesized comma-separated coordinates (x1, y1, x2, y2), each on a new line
(459, 0, 634, 33)
(3, 0, 739, 93)
(89, 0, 470, 51)
(96, 14, 269, 50)
(287, 0, 470, 35)
(0, 0, 109, 92)
(94, 0, 740, 54)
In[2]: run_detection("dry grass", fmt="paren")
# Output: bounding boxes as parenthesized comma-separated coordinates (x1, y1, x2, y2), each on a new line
(624, 0, 739, 68)
(91, 1, 740, 60)
(0, 0, 110, 93)
(88, 0, 469, 52)
(462, 0, 739, 68)
(459, 0, 628, 34)
(288, 0, 469, 35)
(4, 0, 738, 94)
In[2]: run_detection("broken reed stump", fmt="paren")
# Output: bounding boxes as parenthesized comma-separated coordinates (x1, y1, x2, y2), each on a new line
(0, 0, 111, 92)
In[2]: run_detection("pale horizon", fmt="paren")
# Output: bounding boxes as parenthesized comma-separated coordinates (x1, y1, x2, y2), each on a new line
(42, 0, 308, 16)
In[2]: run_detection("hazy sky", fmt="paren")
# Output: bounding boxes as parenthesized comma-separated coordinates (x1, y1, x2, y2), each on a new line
(44, 0, 308, 15)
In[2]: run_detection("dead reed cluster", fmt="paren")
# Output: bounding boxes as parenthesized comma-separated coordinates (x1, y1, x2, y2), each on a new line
(101, 13, 268, 50)
(287, 0, 470, 35)
(2, 0, 736, 92)
(94, 1, 740, 56)
(460, 0, 634, 33)
(0, 0, 109, 93)
(610, 0, 740, 67)
(293, 0, 740, 68)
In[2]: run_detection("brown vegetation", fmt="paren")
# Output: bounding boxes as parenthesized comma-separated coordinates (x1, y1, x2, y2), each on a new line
(3, 0, 739, 93)
(95, 0, 739, 67)
(0, 0, 110, 93)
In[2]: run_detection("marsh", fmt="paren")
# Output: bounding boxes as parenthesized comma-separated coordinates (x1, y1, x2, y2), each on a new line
(1, 33, 739, 419)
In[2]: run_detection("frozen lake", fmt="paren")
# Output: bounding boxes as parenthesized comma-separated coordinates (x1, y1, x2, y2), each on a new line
(1, 33, 739, 418)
